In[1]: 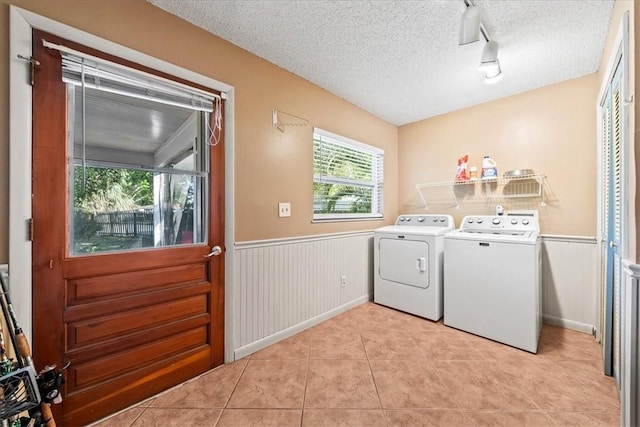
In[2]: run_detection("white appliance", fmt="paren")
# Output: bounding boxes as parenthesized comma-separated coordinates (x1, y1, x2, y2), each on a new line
(374, 214, 455, 320)
(444, 215, 541, 353)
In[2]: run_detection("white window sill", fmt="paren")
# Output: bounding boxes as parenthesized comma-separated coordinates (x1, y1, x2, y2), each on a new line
(312, 215, 384, 223)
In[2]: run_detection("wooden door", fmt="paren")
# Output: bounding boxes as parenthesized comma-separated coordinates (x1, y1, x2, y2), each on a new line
(31, 30, 225, 426)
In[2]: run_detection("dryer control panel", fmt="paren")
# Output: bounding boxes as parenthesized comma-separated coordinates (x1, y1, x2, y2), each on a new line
(395, 214, 454, 227)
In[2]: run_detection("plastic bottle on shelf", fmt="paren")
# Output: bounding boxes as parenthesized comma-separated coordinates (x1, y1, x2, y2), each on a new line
(481, 155, 497, 179)
(469, 166, 478, 181)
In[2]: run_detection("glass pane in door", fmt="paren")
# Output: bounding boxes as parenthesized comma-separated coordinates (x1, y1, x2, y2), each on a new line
(68, 86, 209, 255)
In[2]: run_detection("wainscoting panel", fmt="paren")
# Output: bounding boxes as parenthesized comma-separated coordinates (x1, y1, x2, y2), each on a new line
(541, 235, 598, 334)
(233, 232, 373, 359)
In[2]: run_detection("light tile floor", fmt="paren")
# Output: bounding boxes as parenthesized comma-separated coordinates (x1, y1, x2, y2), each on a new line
(94, 302, 620, 426)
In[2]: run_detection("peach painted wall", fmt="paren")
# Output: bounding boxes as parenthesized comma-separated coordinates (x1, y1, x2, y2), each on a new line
(398, 74, 599, 237)
(0, 0, 399, 259)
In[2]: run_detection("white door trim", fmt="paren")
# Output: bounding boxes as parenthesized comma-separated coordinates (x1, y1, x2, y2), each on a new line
(9, 6, 236, 362)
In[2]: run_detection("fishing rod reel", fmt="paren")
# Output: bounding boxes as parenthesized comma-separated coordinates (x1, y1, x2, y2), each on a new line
(36, 361, 70, 405)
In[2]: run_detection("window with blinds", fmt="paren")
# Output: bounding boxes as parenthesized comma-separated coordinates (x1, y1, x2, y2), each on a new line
(44, 40, 222, 254)
(313, 128, 384, 220)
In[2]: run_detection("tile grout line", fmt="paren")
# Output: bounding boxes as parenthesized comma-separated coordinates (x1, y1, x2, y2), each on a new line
(299, 339, 311, 427)
(403, 318, 464, 410)
(359, 319, 388, 424)
(219, 357, 252, 414)
(127, 401, 151, 427)
(210, 408, 224, 427)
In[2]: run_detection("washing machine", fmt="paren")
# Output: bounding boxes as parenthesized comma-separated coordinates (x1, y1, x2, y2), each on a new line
(374, 214, 454, 321)
(444, 215, 542, 353)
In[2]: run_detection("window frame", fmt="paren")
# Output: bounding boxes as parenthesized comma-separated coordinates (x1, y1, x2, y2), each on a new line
(312, 127, 384, 222)
(62, 58, 214, 256)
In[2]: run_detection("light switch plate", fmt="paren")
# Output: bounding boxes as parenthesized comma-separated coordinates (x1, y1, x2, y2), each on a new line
(278, 202, 291, 217)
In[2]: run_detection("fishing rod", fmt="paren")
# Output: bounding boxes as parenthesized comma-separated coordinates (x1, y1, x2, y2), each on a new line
(0, 274, 60, 427)
(0, 310, 13, 377)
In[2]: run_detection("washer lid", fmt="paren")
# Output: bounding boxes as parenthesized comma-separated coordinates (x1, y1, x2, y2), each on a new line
(445, 229, 539, 244)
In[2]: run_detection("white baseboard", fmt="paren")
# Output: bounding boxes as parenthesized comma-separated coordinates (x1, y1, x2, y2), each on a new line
(234, 295, 370, 360)
(543, 314, 595, 335)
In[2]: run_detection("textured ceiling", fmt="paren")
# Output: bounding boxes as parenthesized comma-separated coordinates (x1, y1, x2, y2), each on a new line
(149, 0, 614, 126)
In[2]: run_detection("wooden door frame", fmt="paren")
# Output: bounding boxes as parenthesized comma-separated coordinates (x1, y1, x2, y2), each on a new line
(9, 6, 237, 363)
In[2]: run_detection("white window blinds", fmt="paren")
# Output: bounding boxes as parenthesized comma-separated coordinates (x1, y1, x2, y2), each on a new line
(313, 128, 384, 220)
(43, 40, 218, 112)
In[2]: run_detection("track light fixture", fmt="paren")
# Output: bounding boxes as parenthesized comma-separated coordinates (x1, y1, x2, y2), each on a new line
(459, 5, 481, 45)
(459, 1, 503, 83)
(478, 40, 503, 83)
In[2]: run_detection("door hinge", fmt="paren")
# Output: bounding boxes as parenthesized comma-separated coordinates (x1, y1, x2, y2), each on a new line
(27, 218, 33, 241)
(17, 55, 40, 86)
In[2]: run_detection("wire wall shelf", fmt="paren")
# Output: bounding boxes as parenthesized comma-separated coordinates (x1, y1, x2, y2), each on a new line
(416, 173, 546, 209)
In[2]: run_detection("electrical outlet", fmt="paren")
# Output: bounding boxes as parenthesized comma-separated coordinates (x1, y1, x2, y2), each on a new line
(278, 202, 291, 217)
(341, 275, 347, 287)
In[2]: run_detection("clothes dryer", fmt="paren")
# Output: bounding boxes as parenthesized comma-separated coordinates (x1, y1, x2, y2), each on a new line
(374, 214, 455, 320)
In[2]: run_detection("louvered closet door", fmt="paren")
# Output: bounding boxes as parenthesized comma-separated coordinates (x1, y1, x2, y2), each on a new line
(602, 58, 623, 380)
(611, 70, 623, 381)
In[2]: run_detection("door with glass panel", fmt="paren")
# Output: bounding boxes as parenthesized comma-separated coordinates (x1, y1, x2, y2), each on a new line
(31, 30, 225, 426)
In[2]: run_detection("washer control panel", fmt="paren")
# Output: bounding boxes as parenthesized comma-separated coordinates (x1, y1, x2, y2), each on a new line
(462, 215, 539, 233)
(395, 214, 454, 227)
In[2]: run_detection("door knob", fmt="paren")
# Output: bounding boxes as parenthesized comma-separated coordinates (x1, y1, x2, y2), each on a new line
(610, 241, 618, 248)
(205, 246, 223, 257)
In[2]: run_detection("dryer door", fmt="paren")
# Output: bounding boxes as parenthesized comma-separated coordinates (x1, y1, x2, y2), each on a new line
(379, 238, 430, 288)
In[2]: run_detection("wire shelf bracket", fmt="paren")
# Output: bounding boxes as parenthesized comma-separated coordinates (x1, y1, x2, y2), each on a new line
(272, 109, 309, 132)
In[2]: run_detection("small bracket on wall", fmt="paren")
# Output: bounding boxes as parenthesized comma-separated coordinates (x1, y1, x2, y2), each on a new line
(272, 109, 309, 132)
(17, 55, 40, 86)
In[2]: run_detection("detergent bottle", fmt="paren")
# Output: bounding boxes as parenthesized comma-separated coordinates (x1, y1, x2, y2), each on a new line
(481, 155, 498, 179)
